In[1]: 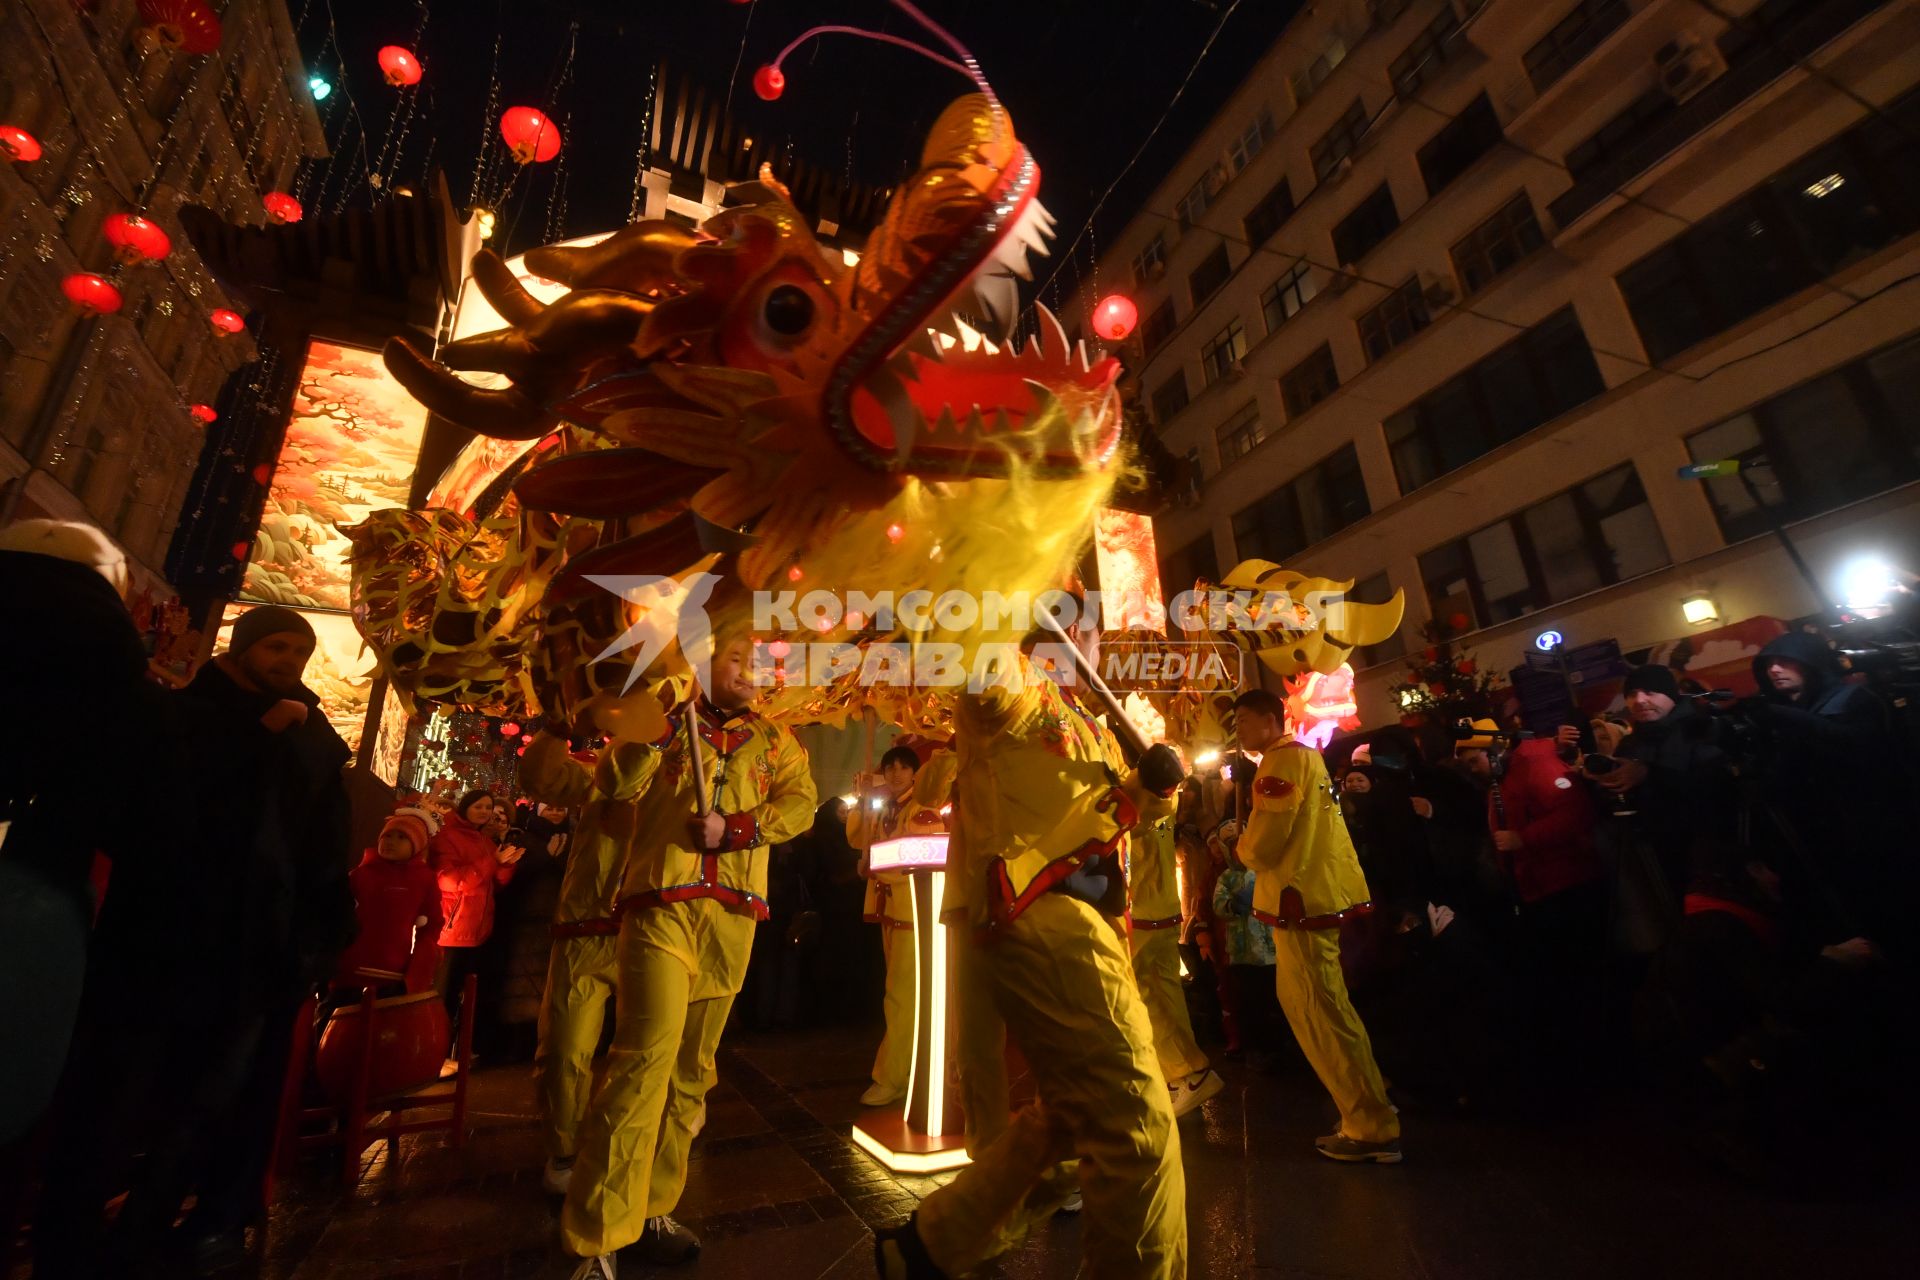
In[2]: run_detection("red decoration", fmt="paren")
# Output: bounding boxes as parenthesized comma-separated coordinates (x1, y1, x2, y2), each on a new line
(752, 65, 785, 101)
(251, 463, 272, 485)
(885, 522, 905, 544)
(136, 0, 222, 55)
(499, 107, 561, 164)
(231, 541, 250, 560)
(103, 213, 171, 265)
(209, 307, 245, 335)
(189, 403, 217, 424)
(1092, 295, 1137, 341)
(767, 639, 791, 660)
(1448, 612, 1470, 631)
(61, 273, 122, 315)
(786, 565, 803, 582)
(261, 192, 302, 224)
(0, 125, 41, 163)
(500, 722, 521, 737)
(377, 45, 422, 86)
(520, 734, 533, 745)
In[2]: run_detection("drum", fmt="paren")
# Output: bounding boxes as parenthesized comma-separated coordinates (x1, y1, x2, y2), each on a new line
(315, 988, 451, 1103)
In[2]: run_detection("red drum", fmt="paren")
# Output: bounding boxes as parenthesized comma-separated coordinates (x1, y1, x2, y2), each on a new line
(315, 989, 450, 1103)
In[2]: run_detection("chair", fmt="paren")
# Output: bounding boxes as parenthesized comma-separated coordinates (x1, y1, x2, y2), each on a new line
(271, 973, 477, 1189)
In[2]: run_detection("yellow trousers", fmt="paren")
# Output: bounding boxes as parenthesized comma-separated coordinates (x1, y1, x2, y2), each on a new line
(1128, 928, 1207, 1084)
(1271, 926, 1399, 1144)
(919, 895, 1186, 1280)
(533, 934, 618, 1161)
(562, 902, 747, 1257)
(870, 924, 915, 1094)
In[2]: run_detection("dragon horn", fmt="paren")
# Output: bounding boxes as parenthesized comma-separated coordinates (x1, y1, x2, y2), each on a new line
(382, 336, 556, 440)
(470, 249, 545, 326)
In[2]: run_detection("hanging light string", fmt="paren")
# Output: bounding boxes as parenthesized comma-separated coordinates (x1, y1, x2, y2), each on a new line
(720, 0, 760, 128)
(467, 0, 506, 212)
(318, 0, 378, 216)
(372, 0, 432, 189)
(627, 60, 659, 222)
(498, 18, 577, 249)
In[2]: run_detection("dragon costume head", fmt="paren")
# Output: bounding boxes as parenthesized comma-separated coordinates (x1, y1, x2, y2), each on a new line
(350, 95, 1126, 727)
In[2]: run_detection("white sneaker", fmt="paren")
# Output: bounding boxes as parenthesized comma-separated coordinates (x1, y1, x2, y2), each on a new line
(542, 1156, 574, 1195)
(567, 1254, 615, 1280)
(860, 1081, 905, 1107)
(1168, 1068, 1224, 1119)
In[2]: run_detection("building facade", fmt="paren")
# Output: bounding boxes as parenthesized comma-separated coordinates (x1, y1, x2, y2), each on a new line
(0, 0, 324, 594)
(1073, 0, 1920, 725)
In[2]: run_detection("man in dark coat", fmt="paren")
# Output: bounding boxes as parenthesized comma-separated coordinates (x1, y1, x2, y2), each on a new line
(36, 605, 355, 1277)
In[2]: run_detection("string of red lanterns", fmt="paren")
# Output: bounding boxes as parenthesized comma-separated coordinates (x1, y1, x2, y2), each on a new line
(60, 273, 123, 316)
(377, 45, 423, 86)
(102, 213, 171, 265)
(499, 107, 561, 164)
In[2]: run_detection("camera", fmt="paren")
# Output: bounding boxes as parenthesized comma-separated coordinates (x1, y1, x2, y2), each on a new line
(1582, 753, 1621, 777)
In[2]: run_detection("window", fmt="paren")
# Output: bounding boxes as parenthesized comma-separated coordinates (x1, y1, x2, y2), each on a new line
(1451, 194, 1546, 294)
(1142, 299, 1177, 352)
(1216, 401, 1275, 463)
(1370, 0, 1412, 26)
(1312, 99, 1371, 181)
(1421, 464, 1667, 629)
(1349, 571, 1407, 668)
(1358, 277, 1432, 362)
(1199, 320, 1248, 385)
(1564, 89, 1673, 179)
(1162, 532, 1219, 595)
(1417, 94, 1503, 196)
(1619, 92, 1920, 363)
(1150, 372, 1191, 426)
(1685, 334, 1920, 542)
(1231, 443, 1371, 562)
(1260, 261, 1318, 333)
(1331, 184, 1400, 265)
(1386, 308, 1605, 493)
(1244, 178, 1296, 247)
(1131, 235, 1166, 286)
(1280, 343, 1340, 418)
(1524, 0, 1630, 95)
(1227, 110, 1276, 175)
(1389, 6, 1463, 101)
(1291, 35, 1350, 106)
(1188, 244, 1232, 306)
(1178, 447, 1205, 505)
(1178, 176, 1213, 227)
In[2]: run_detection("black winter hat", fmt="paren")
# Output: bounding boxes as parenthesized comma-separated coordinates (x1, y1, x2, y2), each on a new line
(1622, 664, 1680, 698)
(229, 604, 315, 656)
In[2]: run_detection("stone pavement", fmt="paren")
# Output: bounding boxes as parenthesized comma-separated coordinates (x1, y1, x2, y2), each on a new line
(238, 1022, 1909, 1280)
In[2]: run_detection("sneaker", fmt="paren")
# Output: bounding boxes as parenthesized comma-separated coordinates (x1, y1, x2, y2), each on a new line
(860, 1081, 906, 1107)
(635, 1215, 701, 1265)
(542, 1156, 574, 1196)
(568, 1255, 615, 1280)
(1313, 1131, 1404, 1164)
(1168, 1068, 1224, 1119)
(1055, 1192, 1083, 1214)
(874, 1216, 945, 1279)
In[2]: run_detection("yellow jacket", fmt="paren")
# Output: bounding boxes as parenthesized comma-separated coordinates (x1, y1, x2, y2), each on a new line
(944, 655, 1175, 930)
(615, 699, 818, 920)
(1127, 814, 1183, 931)
(846, 786, 947, 927)
(519, 729, 670, 931)
(1240, 739, 1372, 928)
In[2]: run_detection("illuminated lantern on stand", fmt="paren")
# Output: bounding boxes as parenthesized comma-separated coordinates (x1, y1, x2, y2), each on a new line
(1092, 295, 1137, 341)
(499, 107, 560, 163)
(209, 308, 246, 335)
(262, 192, 302, 224)
(61, 273, 123, 315)
(0, 125, 42, 163)
(377, 45, 422, 86)
(103, 213, 171, 265)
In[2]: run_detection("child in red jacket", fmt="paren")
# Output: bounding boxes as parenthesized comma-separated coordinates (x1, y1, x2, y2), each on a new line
(334, 807, 444, 997)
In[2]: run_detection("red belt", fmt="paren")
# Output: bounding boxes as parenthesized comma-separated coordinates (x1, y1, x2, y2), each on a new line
(1129, 913, 1182, 931)
(1253, 901, 1372, 931)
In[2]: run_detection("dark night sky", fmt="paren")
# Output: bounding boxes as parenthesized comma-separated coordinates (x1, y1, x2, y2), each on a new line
(298, 0, 1300, 303)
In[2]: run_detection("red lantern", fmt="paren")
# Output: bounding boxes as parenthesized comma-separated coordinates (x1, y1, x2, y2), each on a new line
(251, 463, 272, 485)
(1448, 612, 1470, 631)
(209, 307, 245, 335)
(261, 192, 302, 224)
(61, 272, 123, 315)
(500, 721, 521, 737)
(499, 107, 561, 164)
(189, 403, 217, 424)
(786, 565, 804, 582)
(231, 541, 250, 561)
(885, 522, 905, 544)
(377, 45, 422, 86)
(103, 213, 171, 265)
(752, 65, 785, 101)
(136, 0, 222, 55)
(1092, 295, 1137, 341)
(767, 639, 791, 660)
(520, 734, 533, 745)
(0, 125, 41, 163)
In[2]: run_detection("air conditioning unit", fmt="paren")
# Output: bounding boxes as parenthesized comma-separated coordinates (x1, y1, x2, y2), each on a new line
(1654, 35, 1724, 104)
(1421, 274, 1457, 308)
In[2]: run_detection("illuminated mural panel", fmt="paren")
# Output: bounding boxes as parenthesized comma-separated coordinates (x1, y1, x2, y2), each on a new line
(241, 341, 430, 611)
(1094, 508, 1165, 633)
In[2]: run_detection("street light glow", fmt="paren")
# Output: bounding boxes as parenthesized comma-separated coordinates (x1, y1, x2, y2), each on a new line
(1838, 555, 1897, 612)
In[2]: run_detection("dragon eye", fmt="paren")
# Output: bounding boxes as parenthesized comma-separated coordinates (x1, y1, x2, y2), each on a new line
(763, 284, 814, 336)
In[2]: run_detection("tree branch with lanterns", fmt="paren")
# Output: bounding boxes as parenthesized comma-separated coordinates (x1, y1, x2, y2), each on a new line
(1386, 613, 1508, 729)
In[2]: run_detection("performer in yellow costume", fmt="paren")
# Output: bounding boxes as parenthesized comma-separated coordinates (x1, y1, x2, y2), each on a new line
(1232, 688, 1402, 1163)
(880, 622, 1187, 1280)
(518, 721, 674, 1196)
(1127, 812, 1222, 1116)
(563, 638, 817, 1272)
(845, 745, 946, 1108)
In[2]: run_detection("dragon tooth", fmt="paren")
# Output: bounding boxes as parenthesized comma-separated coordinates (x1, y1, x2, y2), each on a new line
(965, 405, 988, 436)
(1073, 339, 1090, 372)
(1032, 304, 1069, 361)
(934, 404, 958, 435)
